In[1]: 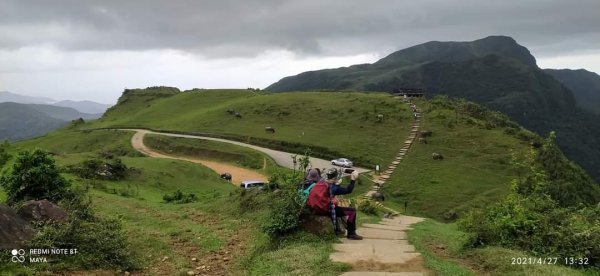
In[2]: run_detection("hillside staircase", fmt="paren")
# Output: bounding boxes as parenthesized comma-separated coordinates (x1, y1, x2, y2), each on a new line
(331, 100, 427, 275)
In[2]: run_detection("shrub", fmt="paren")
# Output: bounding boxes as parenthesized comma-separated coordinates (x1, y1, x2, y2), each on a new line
(261, 169, 305, 237)
(357, 200, 378, 216)
(261, 188, 303, 237)
(0, 150, 72, 204)
(67, 158, 130, 181)
(163, 189, 197, 204)
(0, 140, 10, 168)
(460, 134, 600, 269)
(28, 187, 138, 271)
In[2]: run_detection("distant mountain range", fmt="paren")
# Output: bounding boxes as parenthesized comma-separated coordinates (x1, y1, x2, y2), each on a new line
(0, 92, 111, 141)
(267, 36, 600, 181)
(0, 91, 112, 114)
(543, 69, 600, 115)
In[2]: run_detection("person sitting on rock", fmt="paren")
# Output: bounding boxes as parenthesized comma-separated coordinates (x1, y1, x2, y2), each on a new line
(325, 168, 363, 240)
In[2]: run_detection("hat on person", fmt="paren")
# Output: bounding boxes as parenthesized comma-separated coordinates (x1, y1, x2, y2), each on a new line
(325, 168, 338, 180)
(306, 169, 320, 181)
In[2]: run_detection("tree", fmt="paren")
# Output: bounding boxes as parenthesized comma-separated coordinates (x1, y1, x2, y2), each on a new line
(0, 140, 10, 168)
(0, 150, 71, 204)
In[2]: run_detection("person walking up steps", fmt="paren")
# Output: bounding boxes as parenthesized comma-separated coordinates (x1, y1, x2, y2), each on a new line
(306, 168, 363, 240)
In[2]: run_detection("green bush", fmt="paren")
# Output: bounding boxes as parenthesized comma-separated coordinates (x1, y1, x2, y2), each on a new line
(162, 189, 198, 204)
(261, 170, 305, 237)
(357, 200, 379, 216)
(0, 150, 72, 204)
(27, 187, 138, 271)
(0, 140, 10, 168)
(67, 158, 129, 181)
(261, 188, 303, 237)
(460, 134, 600, 269)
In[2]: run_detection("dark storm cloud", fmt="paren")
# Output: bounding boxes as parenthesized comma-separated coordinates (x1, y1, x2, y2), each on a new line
(0, 0, 598, 57)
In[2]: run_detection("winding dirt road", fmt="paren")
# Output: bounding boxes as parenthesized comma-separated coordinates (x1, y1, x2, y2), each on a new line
(124, 129, 370, 173)
(130, 130, 268, 185)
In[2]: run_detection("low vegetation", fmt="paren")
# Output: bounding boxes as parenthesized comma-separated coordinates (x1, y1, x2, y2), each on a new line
(1, 150, 72, 204)
(460, 133, 600, 269)
(162, 189, 198, 204)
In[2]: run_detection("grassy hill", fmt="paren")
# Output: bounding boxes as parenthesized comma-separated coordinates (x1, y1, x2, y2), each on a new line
(4, 128, 357, 275)
(2, 88, 598, 274)
(91, 87, 414, 169)
(265, 36, 600, 183)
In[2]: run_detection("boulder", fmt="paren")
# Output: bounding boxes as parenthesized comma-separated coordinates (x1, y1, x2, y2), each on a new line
(0, 204, 35, 249)
(300, 214, 346, 235)
(18, 199, 68, 223)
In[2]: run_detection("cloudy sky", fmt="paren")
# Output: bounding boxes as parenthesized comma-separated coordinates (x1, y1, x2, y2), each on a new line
(1, 0, 599, 104)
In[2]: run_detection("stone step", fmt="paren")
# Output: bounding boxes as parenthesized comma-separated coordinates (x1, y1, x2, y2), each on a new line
(362, 223, 411, 231)
(333, 243, 416, 254)
(331, 246, 420, 264)
(340, 272, 425, 276)
(358, 228, 407, 240)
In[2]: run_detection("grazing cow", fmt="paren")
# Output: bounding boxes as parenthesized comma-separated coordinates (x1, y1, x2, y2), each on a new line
(376, 114, 384, 122)
(220, 173, 232, 182)
(418, 137, 427, 144)
(432, 153, 444, 160)
(265, 127, 275, 133)
(419, 130, 433, 138)
(235, 112, 242, 118)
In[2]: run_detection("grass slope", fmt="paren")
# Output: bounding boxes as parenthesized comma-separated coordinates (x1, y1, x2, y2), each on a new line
(90, 88, 412, 168)
(409, 220, 594, 275)
(382, 99, 532, 220)
(4, 128, 356, 275)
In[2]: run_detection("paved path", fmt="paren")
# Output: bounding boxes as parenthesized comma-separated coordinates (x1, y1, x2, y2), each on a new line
(120, 129, 371, 173)
(333, 100, 428, 275)
(130, 130, 268, 184)
(332, 216, 427, 275)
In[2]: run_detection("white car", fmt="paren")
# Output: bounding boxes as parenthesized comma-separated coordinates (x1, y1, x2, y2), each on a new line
(240, 180, 265, 189)
(331, 158, 353, 168)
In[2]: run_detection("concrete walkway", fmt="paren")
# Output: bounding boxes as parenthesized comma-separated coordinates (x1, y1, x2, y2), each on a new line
(333, 100, 428, 275)
(332, 216, 427, 275)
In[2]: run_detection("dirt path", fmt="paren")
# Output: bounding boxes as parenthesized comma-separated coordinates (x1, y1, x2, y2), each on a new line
(131, 130, 267, 184)
(121, 128, 371, 174)
(333, 100, 429, 276)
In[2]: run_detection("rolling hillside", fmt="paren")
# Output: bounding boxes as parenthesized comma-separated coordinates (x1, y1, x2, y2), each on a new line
(0, 102, 101, 142)
(4, 88, 598, 275)
(266, 36, 600, 182)
(91, 87, 414, 169)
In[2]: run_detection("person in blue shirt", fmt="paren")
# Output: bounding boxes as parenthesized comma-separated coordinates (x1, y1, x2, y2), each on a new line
(325, 168, 362, 240)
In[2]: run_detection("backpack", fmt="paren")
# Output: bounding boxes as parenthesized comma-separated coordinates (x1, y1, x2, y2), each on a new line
(299, 182, 316, 205)
(306, 180, 333, 215)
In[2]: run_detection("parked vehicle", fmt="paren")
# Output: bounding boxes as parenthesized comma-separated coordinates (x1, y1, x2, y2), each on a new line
(331, 158, 353, 168)
(240, 180, 266, 189)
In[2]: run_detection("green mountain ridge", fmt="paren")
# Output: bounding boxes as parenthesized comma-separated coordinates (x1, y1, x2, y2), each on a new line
(0, 102, 100, 141)
(266, 36, 600, 182)
(544, 68, 600, 114)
